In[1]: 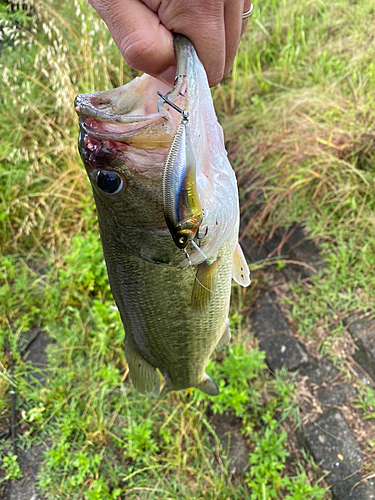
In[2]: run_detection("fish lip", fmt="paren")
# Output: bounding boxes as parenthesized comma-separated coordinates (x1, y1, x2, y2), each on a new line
(75, 77, 177, 146)
(75, 97, 165, 124)
(74, 77, 171, 123)
(78, 114, 168, 143)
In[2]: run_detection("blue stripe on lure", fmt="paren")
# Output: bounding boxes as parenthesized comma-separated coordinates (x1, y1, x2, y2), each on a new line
(175, 143, 185, 223)
(158, 91, 203, 250)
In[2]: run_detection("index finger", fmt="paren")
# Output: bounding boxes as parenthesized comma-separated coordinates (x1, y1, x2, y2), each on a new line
(88, 0, 176, 81)
(156, 0, 227, 87)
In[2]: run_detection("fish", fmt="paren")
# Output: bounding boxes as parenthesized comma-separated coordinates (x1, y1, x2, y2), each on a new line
(75, 34, 250, 397)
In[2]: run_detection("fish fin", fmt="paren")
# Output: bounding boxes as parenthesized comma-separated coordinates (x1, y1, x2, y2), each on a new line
(160, 384, 169, 397)
(124, 343, 160, 397)
(191, 260, 218, 313)
(232, 243, 251, 287)
(195, 373, 219, 396)
(214, 320, 231, 353)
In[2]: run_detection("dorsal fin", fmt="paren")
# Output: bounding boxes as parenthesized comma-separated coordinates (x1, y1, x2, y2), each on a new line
(232, 243, 250, 287)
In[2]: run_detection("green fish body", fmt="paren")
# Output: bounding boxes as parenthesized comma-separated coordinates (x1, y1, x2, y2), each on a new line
(75, 36, 250, 396)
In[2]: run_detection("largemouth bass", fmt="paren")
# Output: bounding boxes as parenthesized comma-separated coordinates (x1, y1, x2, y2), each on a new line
(75, 35, 250, 396)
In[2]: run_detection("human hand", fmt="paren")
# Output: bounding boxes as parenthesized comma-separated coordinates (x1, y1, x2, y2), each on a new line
(88, 0, 252, 87)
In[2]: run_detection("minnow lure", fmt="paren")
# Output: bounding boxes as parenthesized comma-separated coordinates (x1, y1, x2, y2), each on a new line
(158, 91, 203, 250)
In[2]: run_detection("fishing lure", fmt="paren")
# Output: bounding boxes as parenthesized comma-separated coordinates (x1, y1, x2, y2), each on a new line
(158, 91, 205, 253)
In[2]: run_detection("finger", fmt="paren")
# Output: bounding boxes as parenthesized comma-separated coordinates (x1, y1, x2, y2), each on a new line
(223, 0, 245, 78)
(88, 0, 176, 83)
(156, 0, 226, 87)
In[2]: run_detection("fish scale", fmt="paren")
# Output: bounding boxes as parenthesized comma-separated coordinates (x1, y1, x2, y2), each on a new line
(100, 231, 235, 391)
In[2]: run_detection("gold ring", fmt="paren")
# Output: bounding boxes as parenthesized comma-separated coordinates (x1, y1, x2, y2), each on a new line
(242, 4, 254, 19)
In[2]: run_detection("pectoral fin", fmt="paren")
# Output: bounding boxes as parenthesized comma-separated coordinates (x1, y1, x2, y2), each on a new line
(232, 243, 250, 287)
(124, 342, 160, 397)
(214, 320, 231, 352)
(191, 260, 218, 312)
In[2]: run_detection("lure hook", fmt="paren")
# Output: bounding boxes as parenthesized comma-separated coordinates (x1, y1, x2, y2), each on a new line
(195, 226, 208, 241)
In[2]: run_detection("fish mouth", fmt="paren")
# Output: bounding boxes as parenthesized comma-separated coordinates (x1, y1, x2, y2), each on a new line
(75, 76, 179, 150)
(75, 35, 193, 150)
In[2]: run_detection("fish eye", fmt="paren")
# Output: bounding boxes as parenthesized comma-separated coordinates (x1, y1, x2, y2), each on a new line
(96, 170, 123, 195)
(179, 236, 187, 245)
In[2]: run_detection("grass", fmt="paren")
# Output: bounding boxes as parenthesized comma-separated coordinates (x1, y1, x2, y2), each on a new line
(1, 0, 374, 498)
(0, 232, 326, 499)
(223, 0, 375, 343)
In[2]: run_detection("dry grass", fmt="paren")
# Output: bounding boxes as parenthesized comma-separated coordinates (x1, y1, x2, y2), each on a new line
(227, 88, 375, 245)
(1, 0, 135, 255)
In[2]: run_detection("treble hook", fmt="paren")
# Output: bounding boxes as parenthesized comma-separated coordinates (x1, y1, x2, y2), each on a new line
(195, 226, 208, 241)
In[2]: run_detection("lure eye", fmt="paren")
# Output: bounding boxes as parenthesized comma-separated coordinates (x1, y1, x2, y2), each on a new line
(96, 170, 123, 195)
(178, 236, 187, 245)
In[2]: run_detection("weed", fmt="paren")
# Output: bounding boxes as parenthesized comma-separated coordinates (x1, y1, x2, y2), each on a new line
(246, 415, 290, 498)
(356, 385, 375, 420)
(284, 470, 328, 500)
(222, 0, 375, 357)
(246, 415, 326, 499)
(0, 454, 23, 483)
(194, 344, 266, 417)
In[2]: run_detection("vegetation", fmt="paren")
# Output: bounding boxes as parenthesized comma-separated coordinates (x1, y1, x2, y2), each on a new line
(224, 0, 375, 343)
(1, 0, 374, 498)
